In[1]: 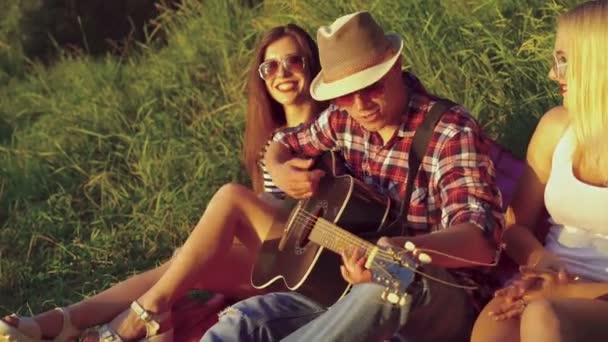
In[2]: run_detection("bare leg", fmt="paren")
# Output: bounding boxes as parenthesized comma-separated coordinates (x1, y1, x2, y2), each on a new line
(4, 183, 276, 339)
(85, 183, 278, 340)
(2, 258, 168, 338)
(471, 296, 520, 342)
(521, 297, 608, 342)
(138, 183, 276, 307)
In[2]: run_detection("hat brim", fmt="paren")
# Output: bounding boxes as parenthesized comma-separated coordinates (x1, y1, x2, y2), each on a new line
(310, 33, 403, 101)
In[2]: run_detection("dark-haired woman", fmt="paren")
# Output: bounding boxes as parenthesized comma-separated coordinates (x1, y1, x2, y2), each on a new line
(0, 24, 326, 342)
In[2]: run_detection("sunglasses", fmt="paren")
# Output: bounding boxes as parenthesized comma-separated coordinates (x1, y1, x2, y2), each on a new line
(552, 53, 568, 79)
(258, 55, 306, 80)
(332, 80, 385, 108)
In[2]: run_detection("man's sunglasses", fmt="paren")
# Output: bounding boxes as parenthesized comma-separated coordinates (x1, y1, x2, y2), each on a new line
(332, 80, 385, 107)
(258, 55, 306, 80)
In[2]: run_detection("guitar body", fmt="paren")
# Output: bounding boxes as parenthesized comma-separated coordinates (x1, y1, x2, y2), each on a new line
(251, 152, 394, 307)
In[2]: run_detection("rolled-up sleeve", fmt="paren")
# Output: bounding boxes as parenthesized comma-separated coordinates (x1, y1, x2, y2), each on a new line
(434, 127, 505, 246)
(273, 107, 341, 157)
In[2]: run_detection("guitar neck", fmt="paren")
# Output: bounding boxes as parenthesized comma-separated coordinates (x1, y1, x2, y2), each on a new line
(309, 217, 377, 256)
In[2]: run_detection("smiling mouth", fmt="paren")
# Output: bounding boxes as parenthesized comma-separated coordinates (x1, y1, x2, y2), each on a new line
(360, 111, 378, 121)
(275, 81, 298, 92)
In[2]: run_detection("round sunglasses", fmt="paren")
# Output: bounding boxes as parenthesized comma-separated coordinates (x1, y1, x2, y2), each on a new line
(258, 55, 306, 80)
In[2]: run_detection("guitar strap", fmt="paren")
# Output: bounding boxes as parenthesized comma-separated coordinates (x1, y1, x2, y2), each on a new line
(384, 98, 457, 237)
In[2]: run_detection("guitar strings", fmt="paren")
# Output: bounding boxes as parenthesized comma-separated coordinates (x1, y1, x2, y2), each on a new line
(412, 248, 498, 267)
(291, 213, 478, 290)
(291, 209, 480, 290)
(293, 208, 498, 266)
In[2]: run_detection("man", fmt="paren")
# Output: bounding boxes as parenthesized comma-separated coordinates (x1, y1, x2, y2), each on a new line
(202, 11, 504, 342)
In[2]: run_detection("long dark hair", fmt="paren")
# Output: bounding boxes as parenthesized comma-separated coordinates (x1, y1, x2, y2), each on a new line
(243, 24, 321, 193)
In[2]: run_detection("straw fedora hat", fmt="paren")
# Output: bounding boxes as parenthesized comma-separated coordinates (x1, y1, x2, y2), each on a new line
(310, 11, 404, 101)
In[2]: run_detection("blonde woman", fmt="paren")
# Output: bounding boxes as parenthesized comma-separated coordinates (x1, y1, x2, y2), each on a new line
(471, 1, 608, 341)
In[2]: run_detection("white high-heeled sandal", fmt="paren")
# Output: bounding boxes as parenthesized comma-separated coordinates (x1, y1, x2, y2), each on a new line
(0, 307, 80, 342)
(93, 301, 172, 342)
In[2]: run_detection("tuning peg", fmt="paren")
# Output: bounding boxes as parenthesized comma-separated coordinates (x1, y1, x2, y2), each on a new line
(386, 292, 400, 304)
(403, 240, 433, 264)
(381, 289, 407, 305)
(418, 252, 432, 264)
(404, 241, 416, 252)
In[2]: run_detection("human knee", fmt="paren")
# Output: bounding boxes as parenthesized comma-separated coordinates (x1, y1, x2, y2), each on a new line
(202, 306, 253, 342)
(213, 183, 250, 203)
(471, 312, 515, 342)
(521, 299, 562, 337)
(349, 284, 387, 306)
(349, 283, 409, 322)
(204, 293, 316, 342)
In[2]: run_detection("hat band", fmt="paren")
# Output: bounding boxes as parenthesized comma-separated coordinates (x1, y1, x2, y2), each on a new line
(321, 46, 395, 84)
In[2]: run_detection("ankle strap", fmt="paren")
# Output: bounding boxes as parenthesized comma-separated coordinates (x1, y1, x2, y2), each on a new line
(54, 307, 81, 341)
(130, 301, 162, 337)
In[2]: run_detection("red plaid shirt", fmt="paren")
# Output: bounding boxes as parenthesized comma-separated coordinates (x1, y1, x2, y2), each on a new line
(274, 72, 505, 308)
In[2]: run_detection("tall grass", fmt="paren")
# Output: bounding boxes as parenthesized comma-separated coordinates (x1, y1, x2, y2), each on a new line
(0, 0, 581, 314)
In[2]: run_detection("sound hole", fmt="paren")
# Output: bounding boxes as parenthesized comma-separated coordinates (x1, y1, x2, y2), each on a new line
(295, 206, 325, 250)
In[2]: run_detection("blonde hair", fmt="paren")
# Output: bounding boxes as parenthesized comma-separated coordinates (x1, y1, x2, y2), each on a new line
(558, 0, 608, 182)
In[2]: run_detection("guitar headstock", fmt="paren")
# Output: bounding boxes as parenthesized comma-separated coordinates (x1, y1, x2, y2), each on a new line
(367, 245, 419, 306)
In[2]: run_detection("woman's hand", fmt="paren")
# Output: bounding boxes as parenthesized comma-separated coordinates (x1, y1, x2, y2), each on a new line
(489, 267, 571, 320)
(528, 249, 567, 274)
(489, 250, 568, 318)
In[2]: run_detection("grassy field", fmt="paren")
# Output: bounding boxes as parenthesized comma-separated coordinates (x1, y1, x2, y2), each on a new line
(0, 0, 581, 314)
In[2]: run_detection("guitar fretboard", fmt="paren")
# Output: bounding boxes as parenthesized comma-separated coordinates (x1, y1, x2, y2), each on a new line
(308, 216, 386, 259)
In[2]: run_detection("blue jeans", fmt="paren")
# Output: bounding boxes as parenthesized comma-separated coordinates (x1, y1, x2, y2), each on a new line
(201, 267, 474, 342)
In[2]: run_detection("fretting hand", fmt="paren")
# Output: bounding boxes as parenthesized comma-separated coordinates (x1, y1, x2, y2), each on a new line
(339, 237, 397, 284)
(340, 247, 371, 284)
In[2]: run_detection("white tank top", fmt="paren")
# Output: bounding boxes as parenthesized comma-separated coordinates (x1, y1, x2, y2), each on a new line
(544, 128, 608, 281)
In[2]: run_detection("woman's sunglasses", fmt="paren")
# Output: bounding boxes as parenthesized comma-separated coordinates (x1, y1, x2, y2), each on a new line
(552, 53, 568, 79)
(258, 55, 306, 81)
(332, 80, 385, 108)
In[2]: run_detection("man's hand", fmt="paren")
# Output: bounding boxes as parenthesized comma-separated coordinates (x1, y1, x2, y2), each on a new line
(340, 247, 372, 284)
(339, 238, 398, 285)
(268, 158, 325, 199)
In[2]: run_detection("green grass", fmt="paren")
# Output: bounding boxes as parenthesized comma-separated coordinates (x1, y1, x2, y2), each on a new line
(0, 0, 582, 314)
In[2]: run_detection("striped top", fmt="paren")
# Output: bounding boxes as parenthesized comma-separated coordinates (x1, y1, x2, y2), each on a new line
(259, 138, 285, 198)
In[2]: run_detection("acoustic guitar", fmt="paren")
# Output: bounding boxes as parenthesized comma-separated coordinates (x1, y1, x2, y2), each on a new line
(251, 152, 419, 307)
